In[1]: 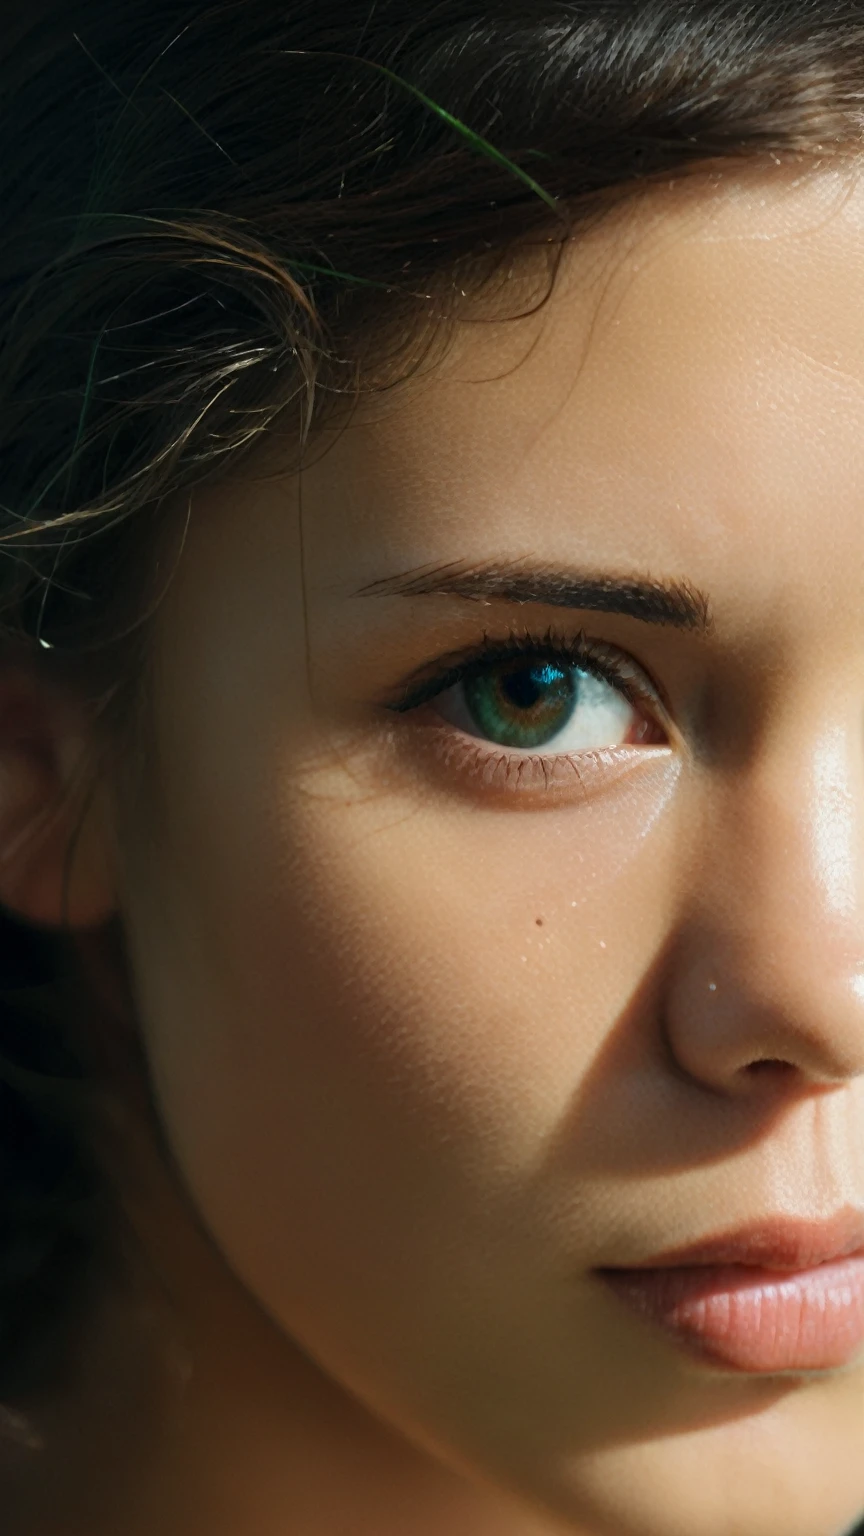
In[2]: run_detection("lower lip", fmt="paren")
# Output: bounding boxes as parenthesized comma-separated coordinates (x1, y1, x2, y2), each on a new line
(597, 1255, 864, 1373)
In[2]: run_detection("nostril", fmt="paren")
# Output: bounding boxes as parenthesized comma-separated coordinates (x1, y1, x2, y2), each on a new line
(745, 1058, 795, 1077)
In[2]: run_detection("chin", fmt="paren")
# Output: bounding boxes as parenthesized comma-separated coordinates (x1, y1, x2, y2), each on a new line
(493, 1394, 864, 1536)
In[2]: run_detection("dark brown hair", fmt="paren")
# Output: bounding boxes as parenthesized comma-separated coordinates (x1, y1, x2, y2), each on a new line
(2, 0, 864, 1442)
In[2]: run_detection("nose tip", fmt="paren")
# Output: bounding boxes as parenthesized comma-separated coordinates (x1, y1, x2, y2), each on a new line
(665, 951, 864, 1099)
(662, 748, 864, 1099)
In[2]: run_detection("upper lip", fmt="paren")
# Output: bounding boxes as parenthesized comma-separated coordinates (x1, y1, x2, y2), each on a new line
(607, 1206, 864, 1273)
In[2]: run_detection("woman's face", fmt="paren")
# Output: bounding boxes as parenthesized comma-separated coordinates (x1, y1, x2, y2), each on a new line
(114, 169, 864, 1536)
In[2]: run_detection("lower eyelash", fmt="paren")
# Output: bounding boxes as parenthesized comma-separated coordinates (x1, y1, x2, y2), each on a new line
(415, 721, 668, 802)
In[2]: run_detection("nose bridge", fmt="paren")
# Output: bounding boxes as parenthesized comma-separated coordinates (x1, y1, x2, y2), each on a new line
(803, 717, 864, 924)
(739, 717, 864, 959)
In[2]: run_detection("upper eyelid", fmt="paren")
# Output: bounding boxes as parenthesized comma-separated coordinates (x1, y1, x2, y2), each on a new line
(384, 630, 669, 718)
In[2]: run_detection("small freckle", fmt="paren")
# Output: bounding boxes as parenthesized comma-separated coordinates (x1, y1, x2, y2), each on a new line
(536, 918, 544, 927)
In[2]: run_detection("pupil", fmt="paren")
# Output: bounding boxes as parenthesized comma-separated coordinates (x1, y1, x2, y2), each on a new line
(501, 662, 562, 712)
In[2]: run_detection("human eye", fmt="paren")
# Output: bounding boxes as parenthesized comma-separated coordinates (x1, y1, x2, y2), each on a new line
(384, 626, 670, 796)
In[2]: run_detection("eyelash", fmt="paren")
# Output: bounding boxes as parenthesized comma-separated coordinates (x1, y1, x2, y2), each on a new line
(386, 624, 667, 725)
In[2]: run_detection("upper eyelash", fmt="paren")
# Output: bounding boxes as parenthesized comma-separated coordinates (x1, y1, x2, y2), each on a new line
(385, 625, 666, 719)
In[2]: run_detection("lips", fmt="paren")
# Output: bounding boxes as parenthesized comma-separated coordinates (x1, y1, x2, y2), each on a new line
(596, 1207, 864, 1374)
(613, 1208, 864, 1272)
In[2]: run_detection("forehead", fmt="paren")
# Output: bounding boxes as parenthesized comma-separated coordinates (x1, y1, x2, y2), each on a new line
(298, 164, 864, 633)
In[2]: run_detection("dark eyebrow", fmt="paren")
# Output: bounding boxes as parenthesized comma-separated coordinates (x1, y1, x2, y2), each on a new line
(356, 560, 713, 632)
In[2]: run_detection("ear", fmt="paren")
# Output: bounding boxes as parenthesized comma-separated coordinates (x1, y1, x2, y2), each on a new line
(0, 668, 117, 931)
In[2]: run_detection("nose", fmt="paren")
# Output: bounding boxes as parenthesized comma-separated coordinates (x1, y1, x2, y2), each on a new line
(664, 720, 864, 1098)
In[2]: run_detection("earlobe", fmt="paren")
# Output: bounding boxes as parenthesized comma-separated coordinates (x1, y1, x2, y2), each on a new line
(0, 674, 118, 932)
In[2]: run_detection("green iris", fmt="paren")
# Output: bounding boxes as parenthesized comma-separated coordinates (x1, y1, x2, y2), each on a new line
(462, 660, 577, 749)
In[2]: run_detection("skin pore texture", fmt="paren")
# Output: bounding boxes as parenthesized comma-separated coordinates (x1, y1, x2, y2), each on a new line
(4, 167, 864, 1536)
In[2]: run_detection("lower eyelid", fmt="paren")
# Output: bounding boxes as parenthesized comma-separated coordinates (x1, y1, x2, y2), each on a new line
(401, 714, 672, 804)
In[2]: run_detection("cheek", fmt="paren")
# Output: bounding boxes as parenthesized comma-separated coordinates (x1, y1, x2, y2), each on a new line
(120, 742, 681, 1304)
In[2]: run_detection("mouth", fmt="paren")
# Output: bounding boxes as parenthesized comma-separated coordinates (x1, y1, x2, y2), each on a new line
(595, 1208, 864, 1374)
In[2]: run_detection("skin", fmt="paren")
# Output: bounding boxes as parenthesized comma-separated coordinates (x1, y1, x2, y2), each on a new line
(2, 165, 864, 1535)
